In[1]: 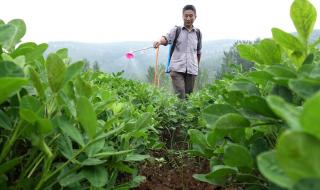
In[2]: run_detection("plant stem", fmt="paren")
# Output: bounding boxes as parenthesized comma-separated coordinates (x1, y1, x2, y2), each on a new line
(0, 120, 23, 163)
(34, 125, 125, 190)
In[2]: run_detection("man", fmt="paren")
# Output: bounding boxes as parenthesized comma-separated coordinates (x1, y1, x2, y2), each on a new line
(153, 5, 202, 99)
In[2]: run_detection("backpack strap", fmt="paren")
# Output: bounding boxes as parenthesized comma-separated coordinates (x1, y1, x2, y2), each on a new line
(169, 26, 181, 60)
(195, 28, 202, 54)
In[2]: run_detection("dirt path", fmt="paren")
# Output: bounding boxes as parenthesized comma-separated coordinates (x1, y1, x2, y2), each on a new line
(134, 150, 216, 190)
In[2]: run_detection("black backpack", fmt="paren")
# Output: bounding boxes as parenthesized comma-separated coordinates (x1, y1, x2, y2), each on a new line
(169, 26, 202, 60)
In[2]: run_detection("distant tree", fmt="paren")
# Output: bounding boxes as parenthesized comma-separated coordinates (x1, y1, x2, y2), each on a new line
(146, 64, 171, 90)
(217, 39, 260, 78)
(146, 66, 155, 84)
(83, 58, 90, 71)
(93, 61, 100, 71)
(195, 68, 209, 91)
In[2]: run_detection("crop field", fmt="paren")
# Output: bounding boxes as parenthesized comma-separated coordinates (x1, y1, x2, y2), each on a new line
(0, 0, 320, 189)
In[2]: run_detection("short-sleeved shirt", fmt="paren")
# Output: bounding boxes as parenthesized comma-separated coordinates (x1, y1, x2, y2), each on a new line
(165, 26, 201, 76)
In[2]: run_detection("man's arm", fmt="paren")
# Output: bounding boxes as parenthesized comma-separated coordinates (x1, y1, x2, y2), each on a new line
(153, 36, 168, 48)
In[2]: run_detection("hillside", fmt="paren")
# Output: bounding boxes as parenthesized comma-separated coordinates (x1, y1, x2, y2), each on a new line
(47, 29, 320, 81)
(47, 40, 236, 81)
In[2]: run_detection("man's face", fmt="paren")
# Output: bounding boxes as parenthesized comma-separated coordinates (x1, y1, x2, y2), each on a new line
(183, 10, 196, 28)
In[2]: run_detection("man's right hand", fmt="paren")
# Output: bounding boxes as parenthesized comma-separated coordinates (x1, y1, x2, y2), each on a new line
(153, 41, 161, 48)
(153, 36, 168, 48)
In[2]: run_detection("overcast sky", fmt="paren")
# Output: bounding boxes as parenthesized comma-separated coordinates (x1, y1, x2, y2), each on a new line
(1, 0, 320, 43)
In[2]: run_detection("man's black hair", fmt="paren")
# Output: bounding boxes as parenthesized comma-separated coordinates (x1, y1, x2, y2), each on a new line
(183, 5, 196, 15)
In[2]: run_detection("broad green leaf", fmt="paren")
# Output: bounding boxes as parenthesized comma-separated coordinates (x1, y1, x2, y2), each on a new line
(125, 154, 150, 162)
(81, 166, 108, 187)
(237, 44, 265, 65)
(229, 128, 246, 143)
(85, 138, 105, 157)
(202, 104, 238, 126)
(24, 43, 48, 64)
(271, 85, 293, 102)
(5, 19, 26, 49)
(292, 178, 320, 190)
(193, 165, 237, 185)
(0, 24, 17, 48)
(266, 96, 301, 130)
(57, 135, 73, 160)
(0, 77, 28, 104)
(229, 80, 260, 96)
(75, 77, 92, 98)
(257, 150, 294, 188)
(64, 61, 85, 84)
(310, 63, 320, 79)
(276, 131, 320, 181)
(300, 92, 320, 139)
(265, 65, 297, 80)
(19, 96, 42, 123)
(81, 158, 106, 166)
(214, 113, 250, 130)
(298, 64, 314, 77)
(0, 61, 24, 77)
(248, 71, 273, 85)
(111, 102, 124, 115)
(55, 117, 84, 147)
(1, 53, 14, 61)
(249, 137, 269, 158)
(56, 48, 68, 59)
(224, 144, 253, 168)
(76, 96, 97, 139)
(224, 90, 244, 106)
(7, 19, 26, 41)
(28, 67, 45, 99)
(13, 55, 26, 68)
(0, 156, 23, 176)
(15, 42, 37, 50)
(0, 20, 4, 25)
(93, 149, 134, 159)
(192, 174, 215, 184)
(290, 0, 317, 43)
(289, 78, 320, 99)
(272, 28, 304, 51)
(10, 42, 36, 58)
(0, 110, 11, 130)
(241, 96, 277, 118)
(46, 53, 66, 92)
(59, 172, 84, 187)
(235, 175, 262, 186)
(135, 112, 151, 130)
(257, 39, 282, 65)
(37, 118, 53, 135)
(302, 53, 314, 65)
(206, 128, 225, 147)
(188, 129, 211, 157)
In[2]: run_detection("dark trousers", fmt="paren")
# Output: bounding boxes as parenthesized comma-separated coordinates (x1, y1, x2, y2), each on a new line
(170, 71, 196, 99)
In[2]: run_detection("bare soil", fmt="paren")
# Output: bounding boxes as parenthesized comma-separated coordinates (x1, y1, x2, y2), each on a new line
(135, 150, 215, 190)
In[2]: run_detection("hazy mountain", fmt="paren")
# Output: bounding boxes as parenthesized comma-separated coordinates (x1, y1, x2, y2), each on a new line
(46, 29, 320, 81)
(47, 40, 236, 81)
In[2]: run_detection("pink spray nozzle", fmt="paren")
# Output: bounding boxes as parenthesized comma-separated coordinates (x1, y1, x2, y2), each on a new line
(125, 52, 135, 59)
(125, 46, 154, 60)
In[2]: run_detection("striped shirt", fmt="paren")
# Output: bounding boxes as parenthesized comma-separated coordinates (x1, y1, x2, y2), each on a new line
(165, 26, 201, 75)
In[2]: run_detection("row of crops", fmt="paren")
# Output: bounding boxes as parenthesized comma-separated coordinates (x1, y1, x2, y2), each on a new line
(1, 0, 320, 189)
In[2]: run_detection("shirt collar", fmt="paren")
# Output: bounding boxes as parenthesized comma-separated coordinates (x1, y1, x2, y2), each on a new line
(182, 25, 195, 32)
